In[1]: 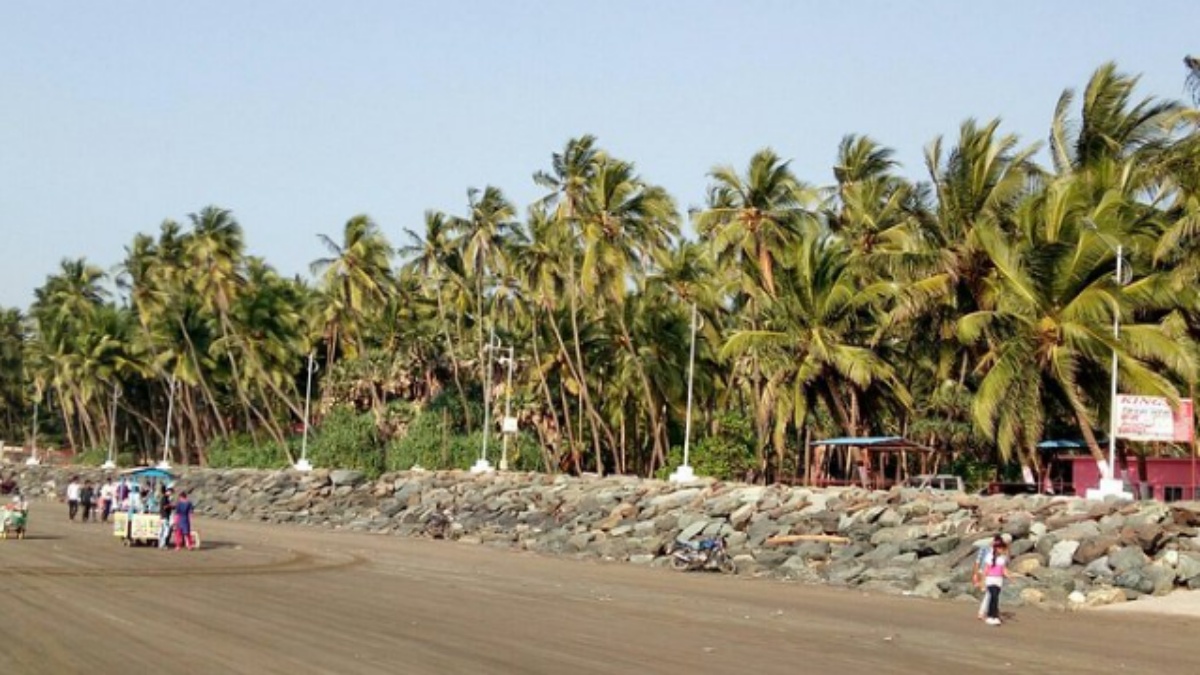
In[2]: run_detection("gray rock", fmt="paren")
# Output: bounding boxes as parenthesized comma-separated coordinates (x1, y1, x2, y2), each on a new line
(729, 502, 756, 528)
(676, 519, 709, 542)
(1109, 546, 1148, 574)
(825, 561, 866, 584)
(1084, 556, 1113, 579)
(330, 469, 366, 487)
(921, 535, 961, 557)
(1055, 520, 1101, 542)
(1114, 569, 1154, 594)
(1049, 540, 1081, 568)
(1073, 535, 1118, 565)
(793, 541, 832, 561)
(1175, 551, 1200, 583)
(870, 525, 925, 545)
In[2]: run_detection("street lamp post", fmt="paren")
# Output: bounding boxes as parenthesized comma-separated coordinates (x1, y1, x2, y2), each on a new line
(103, 383, 120, 469)
(158, 376, 176, 470)
(295, 352, 318, 472)
(670, 304, 701, 483)
(499, 345, 515, 471)
(1087, 238, 1133, 500)
(25, 391, 40, 466)
(472, 329, 498, 474)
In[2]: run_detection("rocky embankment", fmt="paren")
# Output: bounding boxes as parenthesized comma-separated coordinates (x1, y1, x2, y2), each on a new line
(12, 465, 1200, 611)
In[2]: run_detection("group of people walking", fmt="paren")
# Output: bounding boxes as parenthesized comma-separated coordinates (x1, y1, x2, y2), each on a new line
(63, 475, 195, 550)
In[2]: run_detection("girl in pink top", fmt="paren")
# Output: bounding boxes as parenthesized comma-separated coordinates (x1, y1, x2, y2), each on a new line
(980, 540, 1012, 625)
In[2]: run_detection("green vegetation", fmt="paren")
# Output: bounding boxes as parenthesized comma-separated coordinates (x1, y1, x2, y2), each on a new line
(2, 61, 1200, 483)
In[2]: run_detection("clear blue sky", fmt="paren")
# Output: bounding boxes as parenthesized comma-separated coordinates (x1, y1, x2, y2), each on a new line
(2, 2, 1197, 309)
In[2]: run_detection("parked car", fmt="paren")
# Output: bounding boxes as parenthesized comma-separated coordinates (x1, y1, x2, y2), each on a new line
(903, 474, 965, 492)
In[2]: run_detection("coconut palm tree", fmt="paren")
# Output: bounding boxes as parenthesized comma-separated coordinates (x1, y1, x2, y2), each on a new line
(722, 228, 910, 480)
(0, 308, 25, 439)
(694, 149, 817, 298)
(312, 214, 395, 368)
(963, 174, 1195, 466)
(1050, 62, 1180, 176)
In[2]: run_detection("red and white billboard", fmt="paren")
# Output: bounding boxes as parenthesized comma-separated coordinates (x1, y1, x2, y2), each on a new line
(1115, 395, 1194, 442)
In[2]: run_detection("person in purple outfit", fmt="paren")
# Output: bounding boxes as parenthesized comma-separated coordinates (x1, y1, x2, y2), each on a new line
(173, 491, 195, 550)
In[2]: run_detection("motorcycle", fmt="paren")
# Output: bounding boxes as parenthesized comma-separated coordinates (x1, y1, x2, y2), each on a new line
(668, 536, 736, 574)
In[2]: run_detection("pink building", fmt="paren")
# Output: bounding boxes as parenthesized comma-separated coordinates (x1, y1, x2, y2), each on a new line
(1069, 456, 1200, 501)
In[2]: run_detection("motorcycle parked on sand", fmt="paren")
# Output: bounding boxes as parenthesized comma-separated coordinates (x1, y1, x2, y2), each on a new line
(668, 536, 736, 574)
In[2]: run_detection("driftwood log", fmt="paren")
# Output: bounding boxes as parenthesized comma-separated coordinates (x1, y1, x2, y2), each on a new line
(765, 534, 851, 546)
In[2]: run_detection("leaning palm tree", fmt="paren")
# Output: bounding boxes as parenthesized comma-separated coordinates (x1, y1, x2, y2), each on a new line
(964, 175, 1195, 467)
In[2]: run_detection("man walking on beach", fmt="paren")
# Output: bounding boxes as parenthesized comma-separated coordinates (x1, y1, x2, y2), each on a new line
(79, 480, 96, 522)
(66, 477, 81, 521)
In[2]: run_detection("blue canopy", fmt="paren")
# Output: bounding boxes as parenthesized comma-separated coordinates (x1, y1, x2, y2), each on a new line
(1037, 439, 1105, 452)
(119, 467, 176, 482)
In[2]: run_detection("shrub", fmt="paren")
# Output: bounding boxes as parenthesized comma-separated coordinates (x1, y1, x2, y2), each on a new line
(385, 402, 545, 472)
(656, 412, 757, 481)
(74, 447, 108, 466)
(206, 434, 291, 469)
(309, 406, 384, 476)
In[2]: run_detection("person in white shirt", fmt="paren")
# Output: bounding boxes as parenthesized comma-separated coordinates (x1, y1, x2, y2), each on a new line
(65, 477, 81, 521)
(99, 480, 116, 523)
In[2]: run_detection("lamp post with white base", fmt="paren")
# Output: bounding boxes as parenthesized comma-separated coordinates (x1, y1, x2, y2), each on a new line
(472, 329, 499, 474)
(103, 384, 120, 469)
(157, 376, 175, 470)
(295, 352, 318, 472)
(499, 346, 516, 471)
(669, 304, 702, 484)
(25, 391, 40, 466)
(1086, 238, 1133, 500)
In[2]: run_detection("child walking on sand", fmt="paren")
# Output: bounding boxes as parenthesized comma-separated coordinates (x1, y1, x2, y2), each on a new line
(977, 538, 1012, 625)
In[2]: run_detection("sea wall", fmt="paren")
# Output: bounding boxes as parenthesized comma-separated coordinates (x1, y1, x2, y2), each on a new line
(11, 465, 1200, 610)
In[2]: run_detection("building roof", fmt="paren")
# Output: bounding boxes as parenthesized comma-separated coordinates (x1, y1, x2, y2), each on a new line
(809, 436, 937, 452)
(1036, 439, 1106, 451)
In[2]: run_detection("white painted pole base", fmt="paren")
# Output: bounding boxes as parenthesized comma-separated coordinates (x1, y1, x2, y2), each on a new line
(24, 456, 40, 466)
(1086, 478, 1133, 500)
(101, 460, 116, 469)
(668, 464, 697, 483)
(470, 458, 494, 474)
(156, 460, 172, 470)
(293, 458, 313, 472)
(409, 464, 427, 473)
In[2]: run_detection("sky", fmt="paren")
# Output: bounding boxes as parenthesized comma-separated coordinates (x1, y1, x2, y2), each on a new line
(1, 1, 1198, 309)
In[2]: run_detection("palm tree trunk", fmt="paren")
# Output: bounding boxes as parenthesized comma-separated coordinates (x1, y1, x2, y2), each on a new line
(438, 291, 473, 431)
(530, 311, 575, 470)
(617, 316, 665, 476)
(1071, 404, 1108, 465)
(175, 316, 230, 439)
(564, 256, 608, 473)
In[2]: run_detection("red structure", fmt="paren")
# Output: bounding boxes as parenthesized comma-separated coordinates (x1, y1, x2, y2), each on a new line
(1070, 456, 1200, 501)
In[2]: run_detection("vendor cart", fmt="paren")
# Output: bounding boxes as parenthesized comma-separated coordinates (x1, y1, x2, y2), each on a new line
(113, 466, 173, 547)
(113, 510, 163, 546)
